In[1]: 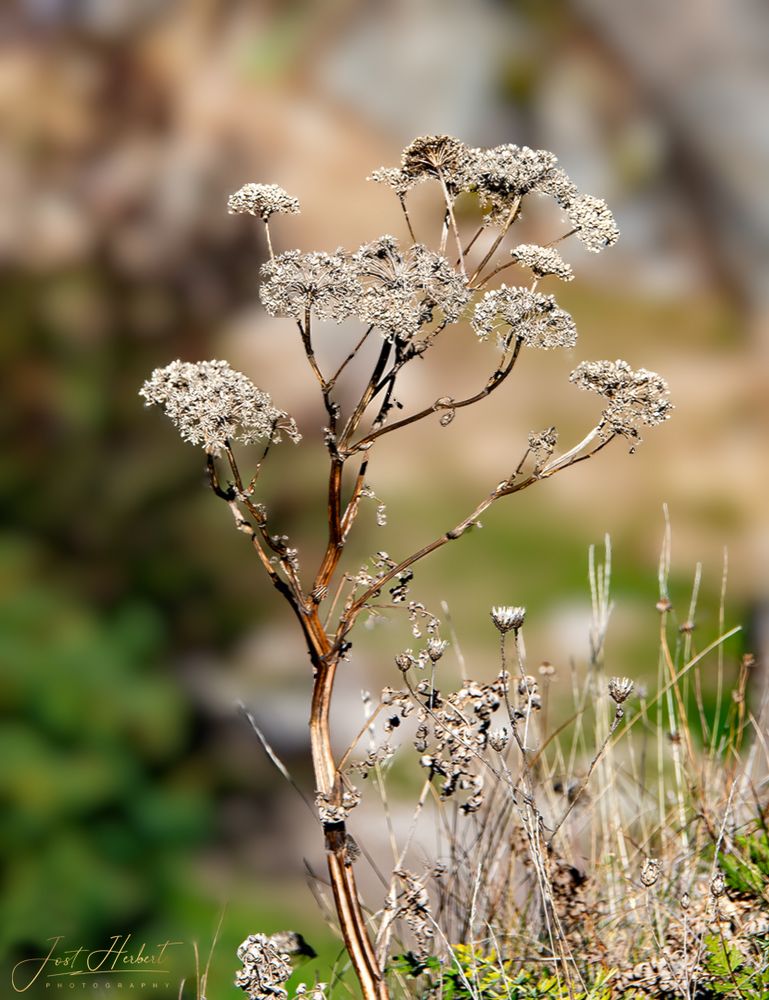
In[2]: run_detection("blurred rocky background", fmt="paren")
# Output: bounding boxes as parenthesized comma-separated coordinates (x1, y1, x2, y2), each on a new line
(2, 0, 768, 995)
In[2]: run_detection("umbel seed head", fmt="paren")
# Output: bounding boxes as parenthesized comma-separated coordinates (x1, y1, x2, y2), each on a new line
(491, 606, 526, 633)
(227, 183, 300, 221)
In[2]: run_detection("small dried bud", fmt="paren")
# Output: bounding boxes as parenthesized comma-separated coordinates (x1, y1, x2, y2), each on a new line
(395, 653, 413, 673)
(488, 728, 509, 752)
(491, 606, 526, 633)
(681, 891, 690, 911)
(640, 859, 661, 887)
(656, 597, 672, 613)
(427, 638, 448, 663)
(608, 676, 634, 705)
(710, 872, 726, 898)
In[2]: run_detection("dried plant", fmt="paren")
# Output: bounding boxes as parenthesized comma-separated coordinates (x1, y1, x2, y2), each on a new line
(141, 135, 676, 1000)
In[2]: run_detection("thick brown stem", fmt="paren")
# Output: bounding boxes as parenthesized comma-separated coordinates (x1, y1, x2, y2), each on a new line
(307, 615, 388, 1000)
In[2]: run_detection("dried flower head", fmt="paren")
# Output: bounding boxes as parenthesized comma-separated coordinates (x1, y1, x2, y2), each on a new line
(393, 869, 435, 959)
(235, 933, 292, 1000)
(640, 858, 661, 887)
(139, 359, 301, 455)
(491, 606, 526, 633)
(569, 359, 673, 440)
(314, 787, 360, 825)
(473, 285, 577, 350)
(535, 166, 579, 208)
(227, 183, 300, 222)
(401, 135, 472, 191)
(414, 672, 507, 810)
(427, 638, 448, 663)
(353, 236, 469, 341)
(510, 244, 574, 281)
(395, 653, 414, 673)
(259, 250, 360, 323)
(368, 166, 422, 199)
(566, 194, 619, 252)
(473, 145, 558, 223)
(608, 676, 634, 704)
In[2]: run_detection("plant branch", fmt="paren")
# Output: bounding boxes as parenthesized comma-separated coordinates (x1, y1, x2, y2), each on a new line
(298, 310, 328, 392)
(329, 325, 376, 387)
(398, 195, 417, 243)
(339, 337, 392, 447)
(348, 337, 523, 454)
(469, 197, 522, 285)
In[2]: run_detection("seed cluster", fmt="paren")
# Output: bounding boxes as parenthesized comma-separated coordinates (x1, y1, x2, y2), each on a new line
(413, 672, 512, 813)
(372, 135, 618, 248)
(227, 183, 300, 222)
(510, 243, 574, 281)
(139, 359, 301, 454)
(391, 869, 435, 958)
(570, 359, 673, 440)
(259, 250, 361, 323)
(473, 286, 577, 351)
(354, 236, 470, 341)
(235, 934, 293, 1000)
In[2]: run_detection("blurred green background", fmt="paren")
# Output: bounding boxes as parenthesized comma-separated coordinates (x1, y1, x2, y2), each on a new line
(2, 1, 768, 997)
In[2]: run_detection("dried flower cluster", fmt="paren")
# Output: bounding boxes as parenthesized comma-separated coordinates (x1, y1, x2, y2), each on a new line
(368, 166, 421, 199)
(570, 359, 673, 440)
(608, 676, 634, 705)
(235, 932, 325, 1000)
(139, 360, 301, 454)
(391, 869, 435, 959)
(472, 286, 577, 351)
(314, 785, 361, 825)
(412, 673, 512, 813)
(353, 236, 469, 341)
(372, 134, 619, 251)
(510, 243, 574, 281)
(235, 934, 292, 1000)
(228, 183, 301, 222)
(564, 194, 620, 252)
(259, 250, 360, 323)
(491, 605, 527, 633)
